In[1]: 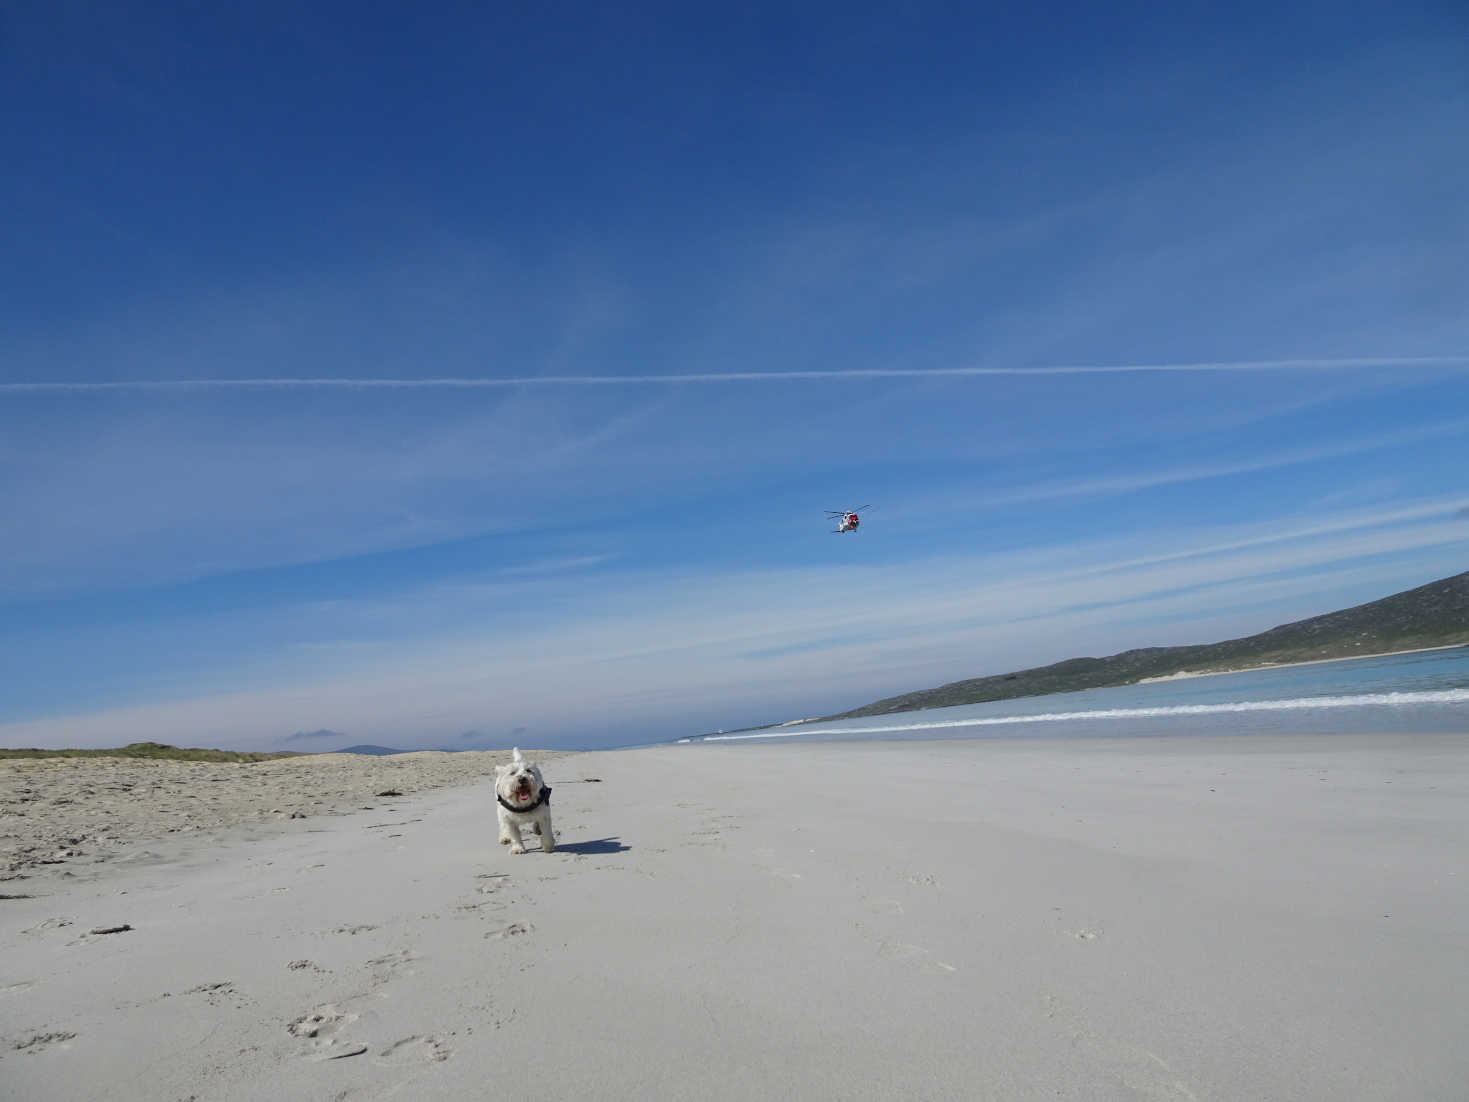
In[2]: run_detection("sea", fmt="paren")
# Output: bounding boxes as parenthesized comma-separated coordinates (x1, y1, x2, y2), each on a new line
(689, 646, 1469, 745)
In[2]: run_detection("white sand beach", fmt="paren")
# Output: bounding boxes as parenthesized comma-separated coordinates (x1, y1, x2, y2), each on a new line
(1133, 643, 1469, 684)
(3, 735, 1467, 1101)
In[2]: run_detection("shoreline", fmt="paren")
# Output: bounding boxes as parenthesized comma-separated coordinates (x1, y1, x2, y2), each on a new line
(1132, 641, 1468, 683)
(755, 643, 1469, 732)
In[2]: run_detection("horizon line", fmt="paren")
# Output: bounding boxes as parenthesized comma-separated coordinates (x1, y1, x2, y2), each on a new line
(4, 355, 1469, 392)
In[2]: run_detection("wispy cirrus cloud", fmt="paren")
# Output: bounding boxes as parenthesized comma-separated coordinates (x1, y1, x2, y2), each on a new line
(0, 390, 653, 596)
(896, 416, 1469, 516)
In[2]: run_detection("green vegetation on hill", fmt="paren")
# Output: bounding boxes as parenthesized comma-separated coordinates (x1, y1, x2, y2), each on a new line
(833, 570, 1469, 719)
(0, 741, 301, 762)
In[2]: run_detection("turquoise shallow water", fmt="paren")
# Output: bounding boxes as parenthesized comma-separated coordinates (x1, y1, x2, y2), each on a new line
(693, 646, 1469, 744)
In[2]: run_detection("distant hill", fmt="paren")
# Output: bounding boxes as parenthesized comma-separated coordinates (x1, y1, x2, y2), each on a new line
(332, 745, 407, 756)
(833, 570, 1469, 719)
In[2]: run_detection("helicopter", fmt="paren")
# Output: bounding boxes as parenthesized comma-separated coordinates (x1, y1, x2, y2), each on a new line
(826, 506, 871, 534)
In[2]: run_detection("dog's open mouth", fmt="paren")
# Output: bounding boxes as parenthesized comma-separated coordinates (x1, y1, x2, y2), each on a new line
(512, 782, 533, 802)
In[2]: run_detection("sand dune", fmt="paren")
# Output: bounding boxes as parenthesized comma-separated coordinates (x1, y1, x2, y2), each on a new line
(0, 750, 572, 877)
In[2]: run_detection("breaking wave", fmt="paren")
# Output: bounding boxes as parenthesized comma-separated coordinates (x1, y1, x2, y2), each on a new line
(702, 688, 1469, 741)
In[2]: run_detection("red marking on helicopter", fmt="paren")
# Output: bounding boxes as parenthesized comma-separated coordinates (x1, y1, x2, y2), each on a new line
(826, 506, 871, 534)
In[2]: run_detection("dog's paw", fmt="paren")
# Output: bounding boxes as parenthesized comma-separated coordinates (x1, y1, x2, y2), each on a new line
(509, 844, 526, 855)
(498, 837, 511, 846)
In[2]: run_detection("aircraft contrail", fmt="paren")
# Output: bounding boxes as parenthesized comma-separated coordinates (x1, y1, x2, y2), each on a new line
(3, 356, 1467, 392)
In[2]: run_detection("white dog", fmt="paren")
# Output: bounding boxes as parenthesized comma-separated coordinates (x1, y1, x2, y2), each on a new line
(495, 747, 554, 855)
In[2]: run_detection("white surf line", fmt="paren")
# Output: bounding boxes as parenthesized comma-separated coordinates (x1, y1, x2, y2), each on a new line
(5, 356, 1469, 392)
(702, 688, 1469, 740)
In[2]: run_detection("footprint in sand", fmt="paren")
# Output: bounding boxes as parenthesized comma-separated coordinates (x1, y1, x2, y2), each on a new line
(363, 949, 419, 983)
(22, 917, 73, 936)
(12, 1031, 77, 1054)
(288, 1004, 362, 1060)
(875, 939, 957, 974)
(454, 899, 503, 917)
(854, 920, 956, 974)
(1041, 993, 1199, 1101)
(289, 1004, 357, 1040)
(376, 1035, 453, 1065)
(484, 921, 533, 939)
(1054, 912, 1104, 942)
(183, 980, 249, 1008)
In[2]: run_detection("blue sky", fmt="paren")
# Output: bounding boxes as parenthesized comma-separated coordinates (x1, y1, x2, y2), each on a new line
(3, 2, 1467, 751)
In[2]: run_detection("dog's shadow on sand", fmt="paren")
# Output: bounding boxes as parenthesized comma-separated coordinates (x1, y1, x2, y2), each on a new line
(556, 837, 629, 856)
